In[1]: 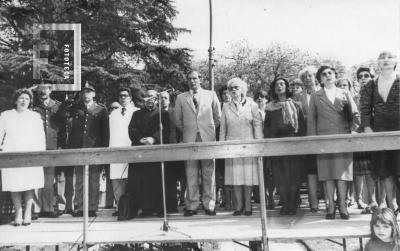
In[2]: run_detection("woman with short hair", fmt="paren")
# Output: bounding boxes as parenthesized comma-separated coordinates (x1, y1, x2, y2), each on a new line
(360, 51, 400, 213)
(308, 66, 360, 220)
(220, 78, 263, 216)
(0, 88, 45, 226)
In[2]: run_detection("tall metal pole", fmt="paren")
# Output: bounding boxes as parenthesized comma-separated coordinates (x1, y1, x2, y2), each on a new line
(257, 157, 269, 251)
(208, 0, 214, 91)
(82, 165, 89, 251)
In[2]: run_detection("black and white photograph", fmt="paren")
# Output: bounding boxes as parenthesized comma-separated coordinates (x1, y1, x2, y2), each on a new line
(0, 0, 399, 250)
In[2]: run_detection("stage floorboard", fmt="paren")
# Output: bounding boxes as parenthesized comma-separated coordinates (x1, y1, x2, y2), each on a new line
(0, 208, 372, 246)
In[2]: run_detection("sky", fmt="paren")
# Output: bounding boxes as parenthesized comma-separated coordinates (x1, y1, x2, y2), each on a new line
(171, 0, 400, 68)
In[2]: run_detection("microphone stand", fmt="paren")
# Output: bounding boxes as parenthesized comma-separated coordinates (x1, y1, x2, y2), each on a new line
(158, 93, 169, 231)
(157, 93, 192, 238)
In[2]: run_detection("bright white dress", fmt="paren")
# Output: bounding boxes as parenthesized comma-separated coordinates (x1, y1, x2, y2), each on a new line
(109, 104, 138, 179)
(0, 109, 45, 192)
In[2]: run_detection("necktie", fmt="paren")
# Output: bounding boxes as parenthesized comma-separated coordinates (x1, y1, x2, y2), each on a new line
(193, 92, 199, 110)
(121, 107, 126, 116)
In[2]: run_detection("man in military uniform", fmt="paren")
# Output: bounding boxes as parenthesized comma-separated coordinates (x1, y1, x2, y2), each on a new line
(67, 83, 109, 217)
(32, 83, 62, 218)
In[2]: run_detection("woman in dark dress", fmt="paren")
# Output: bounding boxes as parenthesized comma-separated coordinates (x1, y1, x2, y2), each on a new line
(360, 51, 400, 212)
(264, 77, 305, 215)
(128, 89, 170, 217)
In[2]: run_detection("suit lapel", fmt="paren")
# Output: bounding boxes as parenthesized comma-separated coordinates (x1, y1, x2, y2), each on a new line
(317, 89, 337, 112)
(185, 92, 197, 114)
(227, 102, 240, 117)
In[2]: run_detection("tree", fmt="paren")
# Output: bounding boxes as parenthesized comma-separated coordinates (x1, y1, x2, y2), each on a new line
(0, 0, 192, 104)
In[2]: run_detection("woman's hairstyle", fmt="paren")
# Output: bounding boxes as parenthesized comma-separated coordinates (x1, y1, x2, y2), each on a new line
(298, 66, 317, 82)
(270, 77, 292, 101)
(336, 78, 353, 91)
(254, 90, 268, 100)
(12, 88, 33, 109)
(356, 67, 374, 79)
(378, 51, 397, 70)
(316, 65, 337, 84)
(370, 208, 400, 248)
(227, 77, 248, 94)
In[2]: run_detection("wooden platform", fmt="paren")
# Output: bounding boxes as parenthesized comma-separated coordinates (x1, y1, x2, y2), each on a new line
(0, 208, 372, 246)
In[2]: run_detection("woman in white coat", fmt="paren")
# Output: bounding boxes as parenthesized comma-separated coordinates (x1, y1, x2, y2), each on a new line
(220, 78, 263, 216)
(0, 88, 45, 226)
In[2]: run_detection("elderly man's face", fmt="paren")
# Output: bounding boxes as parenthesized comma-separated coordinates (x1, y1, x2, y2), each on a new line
(160, 92, 170, 109)
(118, 91, 132, 107)
(144, 90, 158, 110)
(187, 72, 201, 92)
(303, 73, 316, 92)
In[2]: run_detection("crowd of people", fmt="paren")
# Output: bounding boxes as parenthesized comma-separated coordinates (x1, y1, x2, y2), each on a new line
(0, 51, 399, 231)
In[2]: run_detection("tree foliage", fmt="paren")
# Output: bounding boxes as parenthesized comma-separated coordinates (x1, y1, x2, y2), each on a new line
(0, 0, 192, 104)
(194, 40, 348, 96)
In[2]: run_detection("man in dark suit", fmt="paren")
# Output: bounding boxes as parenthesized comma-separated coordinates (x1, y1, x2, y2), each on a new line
(67, 82, 109, 217)
(32, 83, 62, 218)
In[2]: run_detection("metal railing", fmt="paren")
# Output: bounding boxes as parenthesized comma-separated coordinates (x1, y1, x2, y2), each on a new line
(1, 131, 400, 251)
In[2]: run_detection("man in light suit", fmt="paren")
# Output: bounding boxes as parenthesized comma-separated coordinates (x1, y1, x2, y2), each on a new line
(174, 71, 221, 216)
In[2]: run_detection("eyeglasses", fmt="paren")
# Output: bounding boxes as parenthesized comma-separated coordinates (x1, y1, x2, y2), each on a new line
(229, 85, 240, 90)
(119, 94, 129, 98)
(358, 73, 371, 79)
(321, 71, 333, 77)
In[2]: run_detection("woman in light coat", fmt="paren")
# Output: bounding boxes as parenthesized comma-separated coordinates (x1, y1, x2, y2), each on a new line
(220, 78, 263, 216)
(0, 88, 45, 226)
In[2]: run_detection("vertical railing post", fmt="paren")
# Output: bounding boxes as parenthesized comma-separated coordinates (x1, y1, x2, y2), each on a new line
(83, 165, 89, 251)
(257, 157, 269, 251)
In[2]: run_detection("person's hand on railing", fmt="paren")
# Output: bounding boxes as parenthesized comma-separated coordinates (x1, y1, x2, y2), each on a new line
(139, 137, 155, 145)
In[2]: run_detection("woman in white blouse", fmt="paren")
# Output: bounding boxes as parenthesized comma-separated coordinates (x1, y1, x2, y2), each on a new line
(0, 88, 45, 226)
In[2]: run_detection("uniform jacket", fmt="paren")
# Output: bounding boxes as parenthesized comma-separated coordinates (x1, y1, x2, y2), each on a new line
(360, 76, 400, 132)
(67, 101, 109, 148)
(307, 88, 360, 136)
(32, 98, 62, 150)
(174, 88, 221, 143)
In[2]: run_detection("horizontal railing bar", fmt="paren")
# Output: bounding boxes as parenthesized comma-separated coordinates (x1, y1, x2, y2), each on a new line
(0, 131, 399, 168)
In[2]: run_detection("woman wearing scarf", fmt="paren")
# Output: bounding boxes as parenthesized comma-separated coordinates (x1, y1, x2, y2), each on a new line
(220, 78, 263, 216)
(264, 77, 305, 215)
(308, 66, 360, 220)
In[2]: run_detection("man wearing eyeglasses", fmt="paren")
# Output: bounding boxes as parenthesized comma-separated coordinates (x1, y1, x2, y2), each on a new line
(108, 87, 138, 216)
(174, 71, 221, 216)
